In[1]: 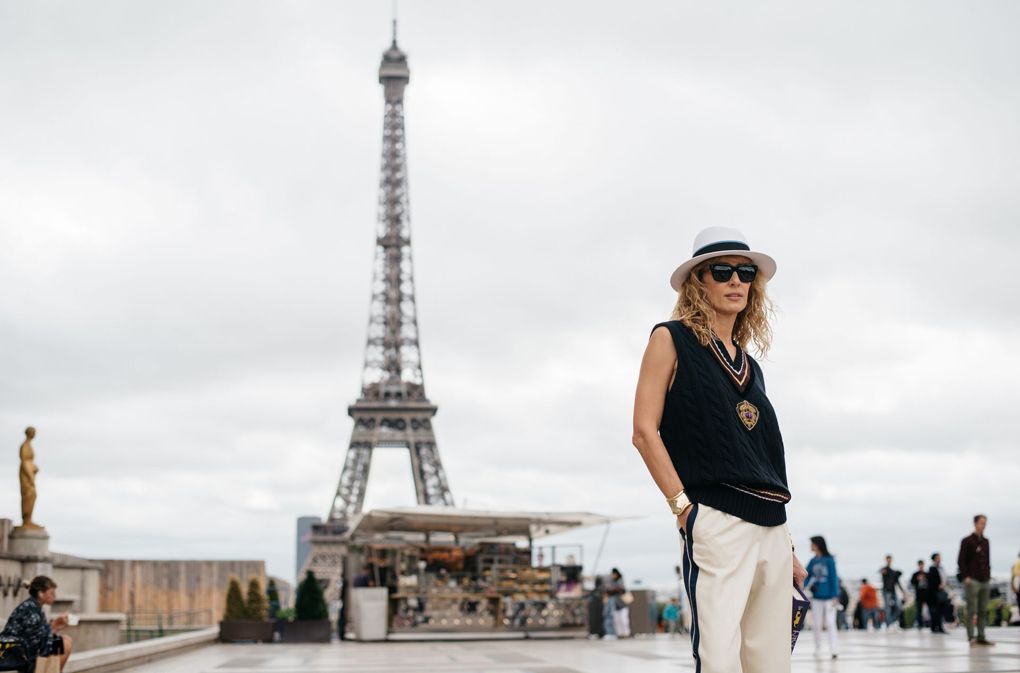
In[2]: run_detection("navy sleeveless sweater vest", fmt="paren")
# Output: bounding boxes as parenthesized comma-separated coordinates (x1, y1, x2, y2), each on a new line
(654, 320, 790, 526)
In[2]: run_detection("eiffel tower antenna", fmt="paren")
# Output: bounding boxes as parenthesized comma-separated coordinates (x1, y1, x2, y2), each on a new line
(326, 29, 455, 523)
(391, 2, 398, 46)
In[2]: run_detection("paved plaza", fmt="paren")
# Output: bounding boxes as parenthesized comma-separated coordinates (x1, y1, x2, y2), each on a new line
(118, 627, 1020, 673)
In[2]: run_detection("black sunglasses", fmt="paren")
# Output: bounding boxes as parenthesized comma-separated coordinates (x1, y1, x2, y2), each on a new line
(705, 263, 758, 283)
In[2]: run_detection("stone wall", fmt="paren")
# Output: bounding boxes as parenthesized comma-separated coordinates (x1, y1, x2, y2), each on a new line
(51, 553, 103, 614)
(0, 555, 26, 623)
(96, 559, 266, 626)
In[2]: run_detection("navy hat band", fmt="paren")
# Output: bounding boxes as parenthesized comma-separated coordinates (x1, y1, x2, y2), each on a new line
(693, 240, 751, 257)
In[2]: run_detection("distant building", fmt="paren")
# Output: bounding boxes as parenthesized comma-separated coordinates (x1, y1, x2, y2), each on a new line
(296, 516, 320, 581)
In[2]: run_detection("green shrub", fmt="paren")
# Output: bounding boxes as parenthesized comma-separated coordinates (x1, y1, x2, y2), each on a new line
(223, 577, 247, 621)
(275, 607, 296, 622)
(295, 570, 328, 620)
(245, 577, 268, 620)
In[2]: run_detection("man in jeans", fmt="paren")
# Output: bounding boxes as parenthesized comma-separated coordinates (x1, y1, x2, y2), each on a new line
(958, 514, 994, 646)
(879, 555, 905, 629)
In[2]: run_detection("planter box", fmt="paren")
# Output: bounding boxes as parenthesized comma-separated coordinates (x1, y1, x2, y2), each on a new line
(219, 620, 275, 643)
(279, 619, 332, 643)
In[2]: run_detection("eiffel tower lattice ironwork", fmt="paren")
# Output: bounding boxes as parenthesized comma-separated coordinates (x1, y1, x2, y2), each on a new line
(327, 28, 455, 524)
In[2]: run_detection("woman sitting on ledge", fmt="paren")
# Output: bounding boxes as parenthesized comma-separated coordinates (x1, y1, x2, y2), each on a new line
(1, 575, 73, 672)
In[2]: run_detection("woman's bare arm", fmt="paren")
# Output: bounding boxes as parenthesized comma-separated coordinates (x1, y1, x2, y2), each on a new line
(631, 326, 684, 500)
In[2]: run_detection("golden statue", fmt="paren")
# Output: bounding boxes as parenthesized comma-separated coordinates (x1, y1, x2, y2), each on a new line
(19, 426, 43, 530)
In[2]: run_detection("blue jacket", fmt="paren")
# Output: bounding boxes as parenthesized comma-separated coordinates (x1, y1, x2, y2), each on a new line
(804, 555, 839, 600)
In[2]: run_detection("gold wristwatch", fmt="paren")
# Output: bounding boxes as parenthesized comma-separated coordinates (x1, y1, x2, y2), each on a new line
(667, 490, 692, 517)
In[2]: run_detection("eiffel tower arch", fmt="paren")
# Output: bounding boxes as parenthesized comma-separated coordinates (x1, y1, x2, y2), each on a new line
(302, 26, 455, 603)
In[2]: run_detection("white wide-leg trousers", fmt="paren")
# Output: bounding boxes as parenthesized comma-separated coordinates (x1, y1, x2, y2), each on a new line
(679, 503, 793, 673)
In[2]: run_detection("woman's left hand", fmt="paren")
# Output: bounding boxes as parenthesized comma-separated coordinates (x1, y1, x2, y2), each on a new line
(792, 553, 807, 588)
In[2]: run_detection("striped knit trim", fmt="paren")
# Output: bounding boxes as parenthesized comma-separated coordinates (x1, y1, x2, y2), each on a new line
(722, 481, 791, 501)
(708, 337, 750, 392)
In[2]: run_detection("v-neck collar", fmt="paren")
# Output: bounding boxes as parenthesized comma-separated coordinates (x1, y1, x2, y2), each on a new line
(708, 335, 751, 393)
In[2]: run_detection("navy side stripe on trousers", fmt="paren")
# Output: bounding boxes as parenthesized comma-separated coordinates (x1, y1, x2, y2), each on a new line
(681, 504, 701, 673)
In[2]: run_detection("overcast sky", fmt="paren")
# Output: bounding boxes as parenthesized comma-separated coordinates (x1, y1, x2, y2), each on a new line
(1, 1, 1018, 593)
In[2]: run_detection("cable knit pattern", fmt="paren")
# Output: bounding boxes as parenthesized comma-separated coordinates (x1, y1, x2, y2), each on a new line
(653, 321, 790, 526)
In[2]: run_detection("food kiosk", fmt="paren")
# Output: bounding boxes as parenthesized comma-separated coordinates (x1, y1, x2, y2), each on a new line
(338, 505, 611, 637)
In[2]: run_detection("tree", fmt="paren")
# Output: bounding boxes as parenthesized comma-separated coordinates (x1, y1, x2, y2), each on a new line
(266, 578, 281, 620)
(245, 577, 268, 620)
(223, 577, 247, 621)
(295, 570, 328, 620)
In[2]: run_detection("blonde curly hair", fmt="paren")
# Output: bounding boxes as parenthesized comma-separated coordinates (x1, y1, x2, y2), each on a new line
(670, 258, 775, 357)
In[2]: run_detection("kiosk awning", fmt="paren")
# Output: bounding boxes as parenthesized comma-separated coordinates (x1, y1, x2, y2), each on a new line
(343, 505, 618, 541)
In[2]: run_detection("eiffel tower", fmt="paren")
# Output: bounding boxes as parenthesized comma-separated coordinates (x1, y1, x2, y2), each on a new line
(302, 28, 455, 598)
(328, 25, 456, 522)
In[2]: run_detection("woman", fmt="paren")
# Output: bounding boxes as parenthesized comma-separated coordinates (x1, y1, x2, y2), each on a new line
(804, 536, 840, 659)
(632, 227, 806, 672)
(0, 576, 73, 672)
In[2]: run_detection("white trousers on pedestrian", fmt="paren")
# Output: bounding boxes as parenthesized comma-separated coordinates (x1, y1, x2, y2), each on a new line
(679, 503, 793, 673)
(810, 598, 839, 655)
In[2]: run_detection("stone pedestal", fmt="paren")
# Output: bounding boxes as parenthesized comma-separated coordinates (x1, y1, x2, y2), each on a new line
(10, 526, 50, 558)
(7, 526, 53, 589)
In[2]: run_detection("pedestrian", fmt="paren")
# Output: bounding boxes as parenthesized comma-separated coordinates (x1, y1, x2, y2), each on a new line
(336, 573, 348, 641)
(352, 565, 374, 587)
(804, 536, 839, 659)
(663, 598, 682, 637)
(587, 577, 605, 640)
(958, 514, 994, 646)
(673, 564, 687, 630)
(836, 582, 850, 630)
(858, 579, 880, 631)
(879, 555, 906, 630)
(909, 560, 929, 629)
(0, 575, 74, 672)
(649, 593, 661, 633)
(927, 553, 949, 634)
(1012, 550, 1020, 625)
(632, 227, 805, 672)
(602, 568, 627, 639)
(852, 601, 863, 630)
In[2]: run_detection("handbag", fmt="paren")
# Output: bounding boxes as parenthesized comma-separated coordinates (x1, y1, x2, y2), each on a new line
(620, 591, 634, 606)
(791, 583, 811, 652)
(612, 605, 631, 637)
(0, 636, 29, 672)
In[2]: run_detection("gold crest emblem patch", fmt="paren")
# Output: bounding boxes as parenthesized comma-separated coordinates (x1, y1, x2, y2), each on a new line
(736, 400, 759, 431)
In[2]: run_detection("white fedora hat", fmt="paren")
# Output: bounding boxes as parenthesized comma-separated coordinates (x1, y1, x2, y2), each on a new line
(669, 227, 777, 291)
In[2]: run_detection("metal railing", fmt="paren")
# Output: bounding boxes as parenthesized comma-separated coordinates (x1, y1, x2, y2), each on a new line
(123, 609, 214, 643)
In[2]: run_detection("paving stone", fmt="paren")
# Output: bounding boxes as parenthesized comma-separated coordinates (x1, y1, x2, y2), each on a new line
(116, 627, 1020, 672)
